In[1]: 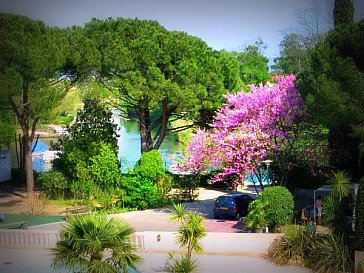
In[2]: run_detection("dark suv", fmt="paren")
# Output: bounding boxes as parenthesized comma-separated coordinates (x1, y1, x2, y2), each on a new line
(213, 193, 254, 220)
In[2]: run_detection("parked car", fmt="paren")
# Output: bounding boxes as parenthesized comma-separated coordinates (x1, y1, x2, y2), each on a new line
(213, 193, 254, 220)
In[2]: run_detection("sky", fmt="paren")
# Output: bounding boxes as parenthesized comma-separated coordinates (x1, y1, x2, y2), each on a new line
(1, 0, 363, 63)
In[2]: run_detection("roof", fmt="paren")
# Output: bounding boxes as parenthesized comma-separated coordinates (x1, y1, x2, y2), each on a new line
(314, 185, 333, 192)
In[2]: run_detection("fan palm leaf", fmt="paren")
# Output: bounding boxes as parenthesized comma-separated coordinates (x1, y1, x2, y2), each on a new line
(51, 214, 142, 273)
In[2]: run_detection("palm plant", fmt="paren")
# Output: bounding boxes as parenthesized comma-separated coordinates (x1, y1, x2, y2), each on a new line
(167, 203, 206, 273)
(328, 170, 351, 201)
(51, 214, 142, 273)
(170, 203, 206, 257)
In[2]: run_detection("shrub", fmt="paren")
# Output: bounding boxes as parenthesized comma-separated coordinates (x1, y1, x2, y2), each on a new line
(271, 224, 317, 265)
(89, 143, 122, 191)
(37, 171, 69, 199)
(311, 234, 352, 273)
(134, 149, 165, 180)
(356, 177, 364, 251)
(54, 100, 119, 181)
(23, 193, 48, 215)
(245, 199, 268, 228)
(70, 180, 97, 202)
(261, 186, 294, 228)
(271, 224, 353, 272)
(323, 193, 351, 237)
(121, 175, 160, 210)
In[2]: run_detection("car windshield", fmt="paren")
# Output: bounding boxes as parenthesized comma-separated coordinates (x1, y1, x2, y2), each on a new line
(216, 197, 234, 206)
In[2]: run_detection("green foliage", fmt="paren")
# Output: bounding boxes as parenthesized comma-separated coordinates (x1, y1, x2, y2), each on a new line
(272, 224, 352, 272)
(170, 119, 194, 146)
(51, 214, 142, 273)
(156, 175, 173, 199)
(36, 171, 69, 199)
(245, 199, 268, 228)
(311, 234, 352, 273)
(134, 150, 165, 180)
(297, 20, 364, 180)
(70, 180, 97, 201)
(120, 175, 160, 210)
(170, 203, 206, 255)
(333, 0, 354, 27)
(165, 254, 199, 273)
(272, 33, 309, 74)
(0, 13, 71, 192)
(81, 18, 242, 151)
(55, 100, 121, 196)
(322, 193, 351, 237)
(229, 39, 270, 86)
(261, 186, 294, 228)
(0, 110, 15, 148)
(89, 143, 122, 191)
(356, 177, 364, 251)
(328, 170, 351, 201)
(271, 224, 317, 265)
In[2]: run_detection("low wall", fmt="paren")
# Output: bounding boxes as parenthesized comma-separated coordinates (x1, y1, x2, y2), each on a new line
(143, 231, 279, 255)
(0, 229, 60, 249)
(0, 229, 279, 256)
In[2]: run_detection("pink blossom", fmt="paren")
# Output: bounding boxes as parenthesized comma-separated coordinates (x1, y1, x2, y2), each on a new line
(180, 75, 306, 182)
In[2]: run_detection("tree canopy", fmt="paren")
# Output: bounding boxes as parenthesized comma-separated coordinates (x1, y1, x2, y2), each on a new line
(229, 39, 270, 87)
(297, 19, 364, 180)
(77, 18, 242, 152)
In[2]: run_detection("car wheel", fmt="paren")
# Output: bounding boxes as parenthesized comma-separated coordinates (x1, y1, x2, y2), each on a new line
(214, 214, 220, 219)
(235, 212, 241, 220)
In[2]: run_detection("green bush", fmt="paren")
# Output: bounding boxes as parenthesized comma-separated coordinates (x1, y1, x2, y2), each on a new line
(356, 177, 364, 251)
(70, 180, 97, 201)
(134, 149, 165, 180)
(37, 171, 69, 199)
(245, 199, 268, 228)
(121, 175, 160, 210)
(54, 100, 119, 181)
(271, 224, 317, 265)
(261, 186, 294, 228)
(323, 193, 351, 237)
(311, 234, 352, 273)
(89, 143, 122, 191)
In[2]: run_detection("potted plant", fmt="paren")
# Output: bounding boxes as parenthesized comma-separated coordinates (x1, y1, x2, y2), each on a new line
(245, 198, 268, 233)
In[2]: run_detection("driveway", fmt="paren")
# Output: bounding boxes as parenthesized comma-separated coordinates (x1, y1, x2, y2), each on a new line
(112, 187, 257, 233)
(31, 187, 258, 232)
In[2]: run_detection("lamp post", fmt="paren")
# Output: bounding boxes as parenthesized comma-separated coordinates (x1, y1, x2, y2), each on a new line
(262, 159, 273, 186)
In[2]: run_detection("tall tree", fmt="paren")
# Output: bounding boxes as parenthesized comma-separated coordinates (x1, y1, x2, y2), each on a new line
(272, 33, 309, 74)
(0, 13, 71, 193)
(230, 39, 270, 87)
(333, 0, 354, 26)
(81, 18, 241, 153)
(297, 19, 364, 180)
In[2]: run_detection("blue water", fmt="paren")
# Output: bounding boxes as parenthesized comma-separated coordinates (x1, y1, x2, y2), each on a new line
(32, 120, 184, 173)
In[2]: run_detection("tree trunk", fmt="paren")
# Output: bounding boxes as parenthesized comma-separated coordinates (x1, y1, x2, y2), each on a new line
(139, 108, 153, 153)
(153, 100, 175, 150)
(9, 82, 38, 194)
(24, 136, 34, 193)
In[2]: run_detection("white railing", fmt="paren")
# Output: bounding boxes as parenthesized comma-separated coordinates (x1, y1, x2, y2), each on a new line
(0, 229, 146, 250)
(0, 229, 60, 249)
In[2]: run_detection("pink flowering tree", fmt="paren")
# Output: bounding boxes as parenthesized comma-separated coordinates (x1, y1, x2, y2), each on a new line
(180, 75, 307, 190)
